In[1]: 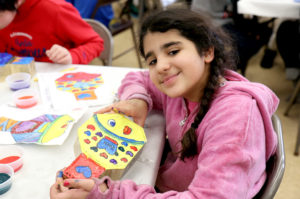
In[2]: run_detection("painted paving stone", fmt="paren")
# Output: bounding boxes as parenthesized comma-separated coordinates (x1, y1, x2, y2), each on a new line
(65, 113, 146, 179)
(55, 72, 103, 101)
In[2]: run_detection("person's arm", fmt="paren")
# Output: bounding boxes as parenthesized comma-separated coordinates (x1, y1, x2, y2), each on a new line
(118, 70, 164, 111)
(55, 3, 104, 64)
(95, 70, 165, 127)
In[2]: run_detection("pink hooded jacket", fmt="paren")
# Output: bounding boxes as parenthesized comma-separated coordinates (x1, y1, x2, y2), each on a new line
(87, 70, 279, 199)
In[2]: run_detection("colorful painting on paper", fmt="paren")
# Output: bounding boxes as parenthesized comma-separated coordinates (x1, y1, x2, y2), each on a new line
(78, 113, 146, 170)
(55, 72, 103, 101)
(0, 114, 74, 144)
(63, 153, 105, 179)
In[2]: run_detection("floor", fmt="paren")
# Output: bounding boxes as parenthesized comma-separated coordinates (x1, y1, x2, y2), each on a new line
(90, 7, 300, 198)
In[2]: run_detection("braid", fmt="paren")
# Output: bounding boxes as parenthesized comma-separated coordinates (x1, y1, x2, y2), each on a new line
(179, 66, 222, 161)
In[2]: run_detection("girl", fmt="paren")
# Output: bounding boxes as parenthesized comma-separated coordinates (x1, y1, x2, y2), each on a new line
(50, 8, 279, 199)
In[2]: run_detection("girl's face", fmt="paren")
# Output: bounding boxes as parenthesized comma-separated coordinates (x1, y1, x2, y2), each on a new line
(143, 30, 214, 102)
(0, 10, 16, 30)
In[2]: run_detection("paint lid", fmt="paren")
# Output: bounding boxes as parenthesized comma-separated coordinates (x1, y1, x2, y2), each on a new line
(0, 164, 14, 195)
(13, 88, 38, 109)
(6, 72, 31, 91)
(0, 145, 24, 172)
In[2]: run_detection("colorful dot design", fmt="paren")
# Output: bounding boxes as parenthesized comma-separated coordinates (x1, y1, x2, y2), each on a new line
(55, 72, 103, 100)
(78, 113, 147, 170)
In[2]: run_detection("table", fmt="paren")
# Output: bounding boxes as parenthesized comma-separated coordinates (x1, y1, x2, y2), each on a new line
(0, 62, 165, 199)
(238, 0, 300, 19)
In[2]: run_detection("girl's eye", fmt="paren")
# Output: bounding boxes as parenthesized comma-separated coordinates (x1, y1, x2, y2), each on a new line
(148, 58, 157, 66)
(168, 49, 179, 56)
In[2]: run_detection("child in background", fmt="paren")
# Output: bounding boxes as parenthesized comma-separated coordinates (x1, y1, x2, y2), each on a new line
(0, 0, 104, 65)
(276, 20, 300, 81)
(65, 0, 114, 28)
(50, 8, 279, 199)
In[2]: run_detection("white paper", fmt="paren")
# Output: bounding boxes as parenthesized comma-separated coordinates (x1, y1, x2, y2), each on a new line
(37, 67, 116, 110)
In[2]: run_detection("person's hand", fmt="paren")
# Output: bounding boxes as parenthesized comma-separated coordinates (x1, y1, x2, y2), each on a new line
(50, 178, 108, 199)
(46, 44, 72, 65)
(50, 181, 90, 199)
(56, 170, 68, 192)
(95, 99, 148, 127)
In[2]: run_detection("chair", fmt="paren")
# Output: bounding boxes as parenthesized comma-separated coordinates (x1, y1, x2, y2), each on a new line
(91, 0, 143, 68)
(282, 78, 300, 156)
(293, 116, 300, 156)
(284, 78, 300, 116)
(84, 18, 114, 66)
(254, 114, 285, 199)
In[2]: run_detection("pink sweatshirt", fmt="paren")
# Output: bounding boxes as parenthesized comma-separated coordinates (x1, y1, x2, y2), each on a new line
(88, 70, 279, 199)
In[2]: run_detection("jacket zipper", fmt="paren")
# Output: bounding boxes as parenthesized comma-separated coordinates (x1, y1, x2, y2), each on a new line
(179, 114, 188, 126)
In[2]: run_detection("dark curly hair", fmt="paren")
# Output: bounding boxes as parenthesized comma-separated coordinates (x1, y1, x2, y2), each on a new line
(0, 0, 18, 11)
(139, 8, 237, 161)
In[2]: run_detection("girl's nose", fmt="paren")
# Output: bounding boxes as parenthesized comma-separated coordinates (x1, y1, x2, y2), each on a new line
(156, 58, 171, 72)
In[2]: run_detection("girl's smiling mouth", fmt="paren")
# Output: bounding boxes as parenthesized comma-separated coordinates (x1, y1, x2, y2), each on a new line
(161, 72, 180, 86)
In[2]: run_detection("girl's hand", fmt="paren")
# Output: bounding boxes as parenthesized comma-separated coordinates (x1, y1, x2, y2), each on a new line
(50, 179, 108, 199)
(46, 44, 72, 65)
(95, 99, 148, 127)
(50, 181, 90, 199)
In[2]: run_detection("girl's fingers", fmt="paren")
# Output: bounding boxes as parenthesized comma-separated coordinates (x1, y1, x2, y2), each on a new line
(94, 104, 114, 114)
(50, 183, 90, 199)
(94, 99, 148, 127)
(55, 170, 68, 192)
(50, 183, 61, 197)
(63, 179, 95, 192)
(133, 117, 145, 127)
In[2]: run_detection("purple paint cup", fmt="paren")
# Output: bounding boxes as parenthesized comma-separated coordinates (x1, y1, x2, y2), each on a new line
(5, 72, 31, 91)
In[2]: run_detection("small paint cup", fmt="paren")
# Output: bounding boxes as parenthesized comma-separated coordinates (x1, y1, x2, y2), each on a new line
(0, 145, 24, 172)
(6, 72, 31, 91)
(0, 164, 14, 195)
(13, 88, 38, 109)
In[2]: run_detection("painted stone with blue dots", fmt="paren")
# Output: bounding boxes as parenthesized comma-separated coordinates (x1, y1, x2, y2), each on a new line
(65, 113, 146, 180)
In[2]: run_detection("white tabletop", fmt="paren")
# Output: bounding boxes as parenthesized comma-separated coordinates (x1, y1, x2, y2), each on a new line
(0, 62, 165, 199)
(238, 0, 300, 18)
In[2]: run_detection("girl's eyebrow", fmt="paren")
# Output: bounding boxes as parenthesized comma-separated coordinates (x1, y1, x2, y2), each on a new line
(145, 41, 181, 60)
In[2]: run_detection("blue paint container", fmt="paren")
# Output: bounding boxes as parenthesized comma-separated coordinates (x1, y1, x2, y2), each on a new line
(5, 72, 31, 91)
(0, 164, 14, 195)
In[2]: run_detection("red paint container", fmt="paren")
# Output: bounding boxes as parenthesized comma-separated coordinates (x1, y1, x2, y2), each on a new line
(13, 88, 38, 109)
(0, 146, 24, 172)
